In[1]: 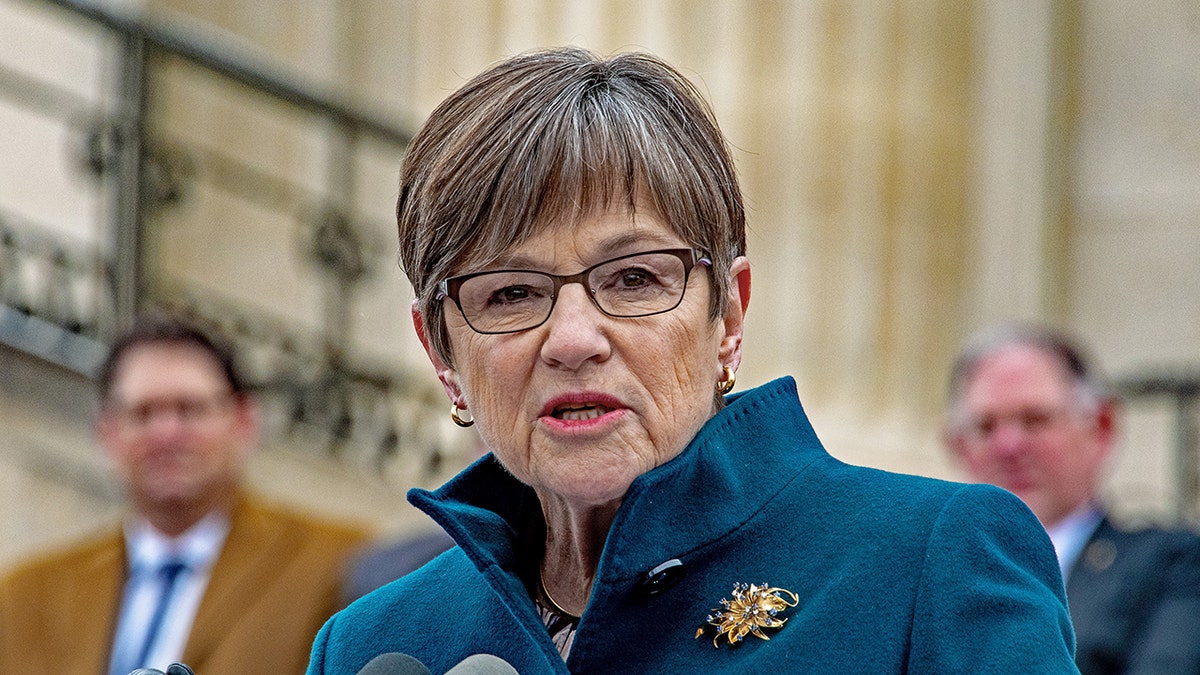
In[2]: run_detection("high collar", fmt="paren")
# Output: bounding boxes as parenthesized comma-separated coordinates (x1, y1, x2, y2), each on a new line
(409, 376, 827, 582)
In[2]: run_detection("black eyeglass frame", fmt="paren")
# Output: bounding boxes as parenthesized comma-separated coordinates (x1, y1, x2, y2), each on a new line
(435, 248, 712, 335)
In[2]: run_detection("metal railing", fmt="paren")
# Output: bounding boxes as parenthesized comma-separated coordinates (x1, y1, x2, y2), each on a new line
(1115, 372, 1200, 522)
(0, 0, 465, 478)
(0, 209, 111, 375)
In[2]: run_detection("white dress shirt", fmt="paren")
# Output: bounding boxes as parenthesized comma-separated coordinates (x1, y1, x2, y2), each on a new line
(107, 512, 229, 675)
(1046, 503, 1103, 579)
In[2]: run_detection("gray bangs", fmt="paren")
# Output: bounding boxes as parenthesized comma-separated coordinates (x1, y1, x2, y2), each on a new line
(399, 48, 744, 364)
(455, 63, 728, 278)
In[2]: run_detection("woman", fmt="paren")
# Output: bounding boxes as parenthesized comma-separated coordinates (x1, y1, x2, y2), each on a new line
(309, 48, 1075, 674)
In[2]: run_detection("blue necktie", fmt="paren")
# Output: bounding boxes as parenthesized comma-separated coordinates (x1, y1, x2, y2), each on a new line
(132, 559, 188, 670)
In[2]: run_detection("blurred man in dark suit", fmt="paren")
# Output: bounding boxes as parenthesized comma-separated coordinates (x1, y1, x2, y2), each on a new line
(0, 314, 369, 674)
(945, 324, 1200, 675)
(342, 528, 454, 604)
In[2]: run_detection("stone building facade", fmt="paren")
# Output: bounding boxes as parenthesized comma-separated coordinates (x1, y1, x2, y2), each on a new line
(2, 0, 1198, 567)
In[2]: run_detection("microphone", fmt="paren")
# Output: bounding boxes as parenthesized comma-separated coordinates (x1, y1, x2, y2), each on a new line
(355, 652, 520, 675)
(445, 654, 520, 674)
(129, 665, 196, 675)
(356, 652, 432, 675)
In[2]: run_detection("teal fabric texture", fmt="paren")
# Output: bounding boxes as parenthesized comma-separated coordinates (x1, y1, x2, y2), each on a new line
(308, 377, 1077, 674)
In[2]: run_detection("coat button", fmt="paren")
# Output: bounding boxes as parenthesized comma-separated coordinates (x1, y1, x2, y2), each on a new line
(637, 559, 686, 597)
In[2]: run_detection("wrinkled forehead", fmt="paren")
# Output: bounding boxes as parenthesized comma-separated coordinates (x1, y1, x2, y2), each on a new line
(452, 179, 679, 276)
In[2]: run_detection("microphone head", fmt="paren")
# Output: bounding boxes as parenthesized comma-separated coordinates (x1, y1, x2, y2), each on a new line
(357, 652, 433, 675)
(444, 654, 520, 675)
(128, 664, 195, 675)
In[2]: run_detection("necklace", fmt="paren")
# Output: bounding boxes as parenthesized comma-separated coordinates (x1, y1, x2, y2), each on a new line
(539, 570, 581, 620)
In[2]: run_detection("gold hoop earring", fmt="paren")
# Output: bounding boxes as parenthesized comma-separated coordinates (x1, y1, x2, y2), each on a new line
(450, 404, 474, 427)
(717, 365, 736, 395)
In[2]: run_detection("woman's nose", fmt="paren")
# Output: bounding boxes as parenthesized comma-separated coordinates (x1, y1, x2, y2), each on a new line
(539, 283, 611, 370)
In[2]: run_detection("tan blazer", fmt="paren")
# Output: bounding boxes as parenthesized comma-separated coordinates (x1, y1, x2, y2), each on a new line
(0, 494, 369, 674)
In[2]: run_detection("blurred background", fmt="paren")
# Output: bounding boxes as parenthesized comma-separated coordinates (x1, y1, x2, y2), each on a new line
(2, 0, 1198, 568)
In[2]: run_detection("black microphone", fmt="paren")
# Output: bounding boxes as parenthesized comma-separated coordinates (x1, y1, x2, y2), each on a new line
(128, 665, 195, 675)
(356, 652, 432, 675)
(444, 654, 520, 674)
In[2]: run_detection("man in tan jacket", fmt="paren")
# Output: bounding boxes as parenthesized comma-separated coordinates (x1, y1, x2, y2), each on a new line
(0, 314, 369, 674)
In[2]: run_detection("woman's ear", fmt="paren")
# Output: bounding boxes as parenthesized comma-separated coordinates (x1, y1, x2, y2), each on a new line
(412, 300, 463, 405)
(718, 256, 751, 370)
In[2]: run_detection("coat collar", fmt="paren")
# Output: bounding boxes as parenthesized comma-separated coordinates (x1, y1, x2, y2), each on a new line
(409, 377, 826, 583)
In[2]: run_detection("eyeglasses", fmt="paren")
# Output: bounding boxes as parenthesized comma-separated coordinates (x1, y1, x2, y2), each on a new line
(961, 405, 1076, 441)
(436, 248, 712, 335)
(108, 392, 236, 429)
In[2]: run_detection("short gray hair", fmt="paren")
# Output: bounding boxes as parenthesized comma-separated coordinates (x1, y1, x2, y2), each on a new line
(946, 324, 1111, 430)
(397, 47, 746, 366)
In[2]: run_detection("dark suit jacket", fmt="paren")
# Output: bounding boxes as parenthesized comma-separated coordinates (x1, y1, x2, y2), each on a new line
(342, 528, 454, 604)
(0, 493, 369, 674)
(1068, 516, 1200, 675)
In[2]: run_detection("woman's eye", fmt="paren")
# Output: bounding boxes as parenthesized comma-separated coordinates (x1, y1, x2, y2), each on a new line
(490, 285, 535, 305)
(615, 268, 657, 288)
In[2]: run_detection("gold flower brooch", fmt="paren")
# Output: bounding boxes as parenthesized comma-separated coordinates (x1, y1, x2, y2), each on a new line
(695, 582, 799, 648)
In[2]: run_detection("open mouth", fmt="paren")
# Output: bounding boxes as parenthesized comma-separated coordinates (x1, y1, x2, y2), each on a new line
(552, 404, 615, 421)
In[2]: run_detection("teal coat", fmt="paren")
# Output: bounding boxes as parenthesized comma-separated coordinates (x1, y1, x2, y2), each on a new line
(309, 377, 1076, 674)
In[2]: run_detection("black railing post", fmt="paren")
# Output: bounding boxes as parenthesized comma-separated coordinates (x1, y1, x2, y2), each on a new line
(111, 30, 149, 329)
(1117, 373, 1200, 523)
(324, 121, 357, 353)
(1174, 392, 1200, 522)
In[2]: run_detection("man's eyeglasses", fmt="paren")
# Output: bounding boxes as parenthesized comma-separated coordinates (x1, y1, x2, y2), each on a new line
(962, 405, 1077, 441)
(436, 248, 712, 335)
(107, 392, 236, 429)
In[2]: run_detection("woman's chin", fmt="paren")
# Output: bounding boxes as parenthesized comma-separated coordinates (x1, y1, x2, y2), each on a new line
(534, 463, 641, 509)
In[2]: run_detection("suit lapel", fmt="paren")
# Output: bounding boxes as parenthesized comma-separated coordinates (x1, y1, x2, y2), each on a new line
(1065, 517, 1119, 635)
(1067, 518, 1118, 586)
(182, 497, 286, 666)
(70, 530, 126, 673)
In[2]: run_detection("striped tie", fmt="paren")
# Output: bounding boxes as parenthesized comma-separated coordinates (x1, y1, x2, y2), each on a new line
(132, 558, 188, 670)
